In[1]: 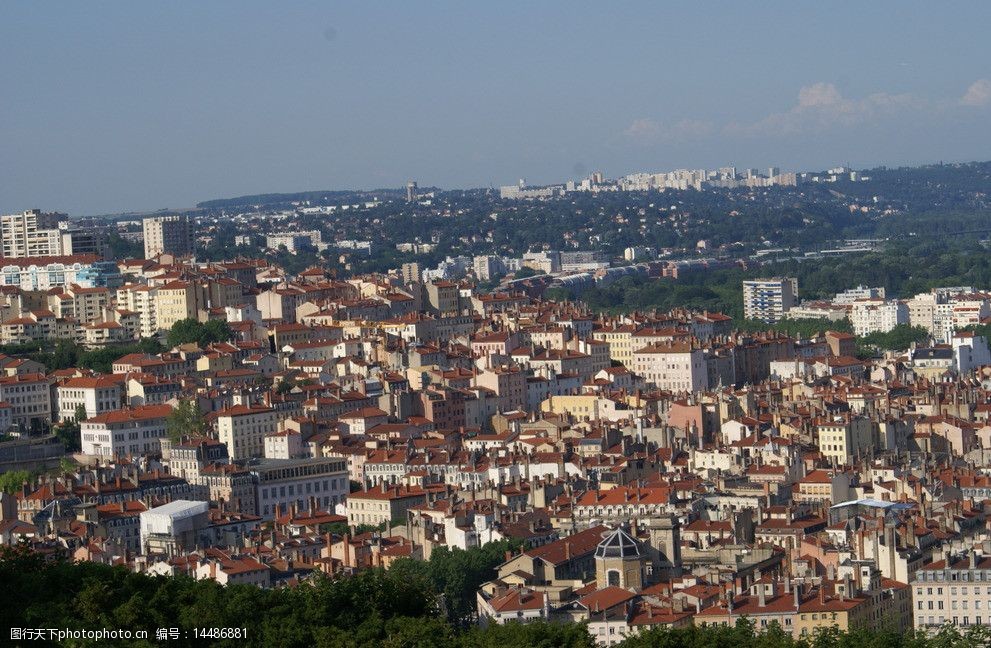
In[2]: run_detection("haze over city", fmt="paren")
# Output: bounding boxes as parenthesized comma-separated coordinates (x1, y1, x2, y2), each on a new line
(2, 1, 990, 214)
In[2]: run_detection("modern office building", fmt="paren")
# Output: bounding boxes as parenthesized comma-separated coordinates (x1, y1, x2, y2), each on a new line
(0, 256, 119, 291)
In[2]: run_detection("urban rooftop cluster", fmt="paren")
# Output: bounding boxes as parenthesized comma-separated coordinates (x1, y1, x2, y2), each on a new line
(2, 186, 991, 645)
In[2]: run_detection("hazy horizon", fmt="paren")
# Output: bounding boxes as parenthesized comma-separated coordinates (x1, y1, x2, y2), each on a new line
(3, 1, 990, 215)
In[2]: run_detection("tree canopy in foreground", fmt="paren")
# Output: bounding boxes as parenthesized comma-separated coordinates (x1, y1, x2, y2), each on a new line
(2, 545, 990, 647)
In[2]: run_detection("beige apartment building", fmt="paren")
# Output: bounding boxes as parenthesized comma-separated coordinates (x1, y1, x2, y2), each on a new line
(142, 214, 193, 259)
(49, 285, 110, 323)
(472, 366, 527, 412)
(632, 342, 708, 393)
(425, 280, 459, 315)
(0, 372, 53, 429)
(155, 280, 202, 331)
(216, 404, 278, 461)
(816, 415, 875, 465)
(911, 551, 991, 631)
(592, 324, 639, 365)
(346, 484, 428, 527)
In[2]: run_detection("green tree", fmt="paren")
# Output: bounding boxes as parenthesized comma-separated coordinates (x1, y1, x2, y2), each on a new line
(3, 542, 986, 648)
(49, 404, 89, 453)
(167, 318, 234, 348)
(53, 418, 81, 452)
(462, 620, 594, 648)
(389, 539, 521, 626)
(167, 319, 205, 348)
(59, 456, 76, 474)
(0, 470, 30, 494)
(201, 319, 234, 345)
(276, 379, 296, 395)
(544, 287, 573, 302)
(165, 400, 208, 442)
(859, 324, 930, 353)
(513, 266, 541, 279)
(50, 339, 80, 370)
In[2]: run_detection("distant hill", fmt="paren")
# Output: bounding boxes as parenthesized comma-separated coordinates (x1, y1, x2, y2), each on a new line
(196, 188, 408, 210)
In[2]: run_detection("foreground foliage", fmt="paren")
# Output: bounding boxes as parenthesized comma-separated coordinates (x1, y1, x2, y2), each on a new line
(3, 546, 990, 647)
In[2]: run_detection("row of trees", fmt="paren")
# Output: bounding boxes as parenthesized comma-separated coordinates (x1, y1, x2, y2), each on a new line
(0, 317, 232, 376)
(573, 241, 991, 321)
(1, 545, 987, 648)
(1, 338, 165, 374)
(166, 318, 234, 348)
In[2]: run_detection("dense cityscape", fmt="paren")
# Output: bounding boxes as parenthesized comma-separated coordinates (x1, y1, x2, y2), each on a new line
(0, 160, 989, 647)
(4, 2, 991, 646)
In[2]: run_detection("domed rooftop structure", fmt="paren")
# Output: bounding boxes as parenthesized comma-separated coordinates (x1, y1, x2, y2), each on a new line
(595, 526, 640, 559)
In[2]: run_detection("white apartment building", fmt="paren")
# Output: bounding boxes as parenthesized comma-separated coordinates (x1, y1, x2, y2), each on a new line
(80, 404, 172, 458)
(0, 209, 65, 258)
(632, 342, 708, 393)
(263, 430, 305, 459)
(786, 302, 848, 321)
(56, 375, 124, 421)
(951, 332, 991, 373)
(907, 288, 976, 343)
(833, 285, 885, 304)
(216, 404, 278, 461)
(0, 372, 53, 429)
(743, 278, 797, 323)
(265, 231, 320, 254)
(116, 285, 158, 338)
(473, 255, 506, 281)
(849, 299, 909, 336)
(951, 295, 991, 330)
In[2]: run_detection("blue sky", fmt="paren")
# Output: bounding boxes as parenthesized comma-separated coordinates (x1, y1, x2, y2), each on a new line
(1, 2, 989, 215)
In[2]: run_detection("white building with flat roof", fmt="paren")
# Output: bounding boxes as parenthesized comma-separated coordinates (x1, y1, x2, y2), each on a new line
(849, 299, 908, 336)
(80, 404, 172, 458)
(249, 456, 348, 520)
(139, 500, 209, 556)
(743, 278, 797, 323)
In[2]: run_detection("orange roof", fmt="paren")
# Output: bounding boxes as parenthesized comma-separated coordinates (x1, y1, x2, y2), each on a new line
(85, 404, 174, 425)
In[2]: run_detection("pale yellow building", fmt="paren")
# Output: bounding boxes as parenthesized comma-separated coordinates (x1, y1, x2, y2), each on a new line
(155, 280, 202, 331)
(216, 404, 278, 461)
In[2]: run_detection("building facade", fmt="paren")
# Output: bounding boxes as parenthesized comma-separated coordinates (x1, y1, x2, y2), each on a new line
(743, 278, 798, 323)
